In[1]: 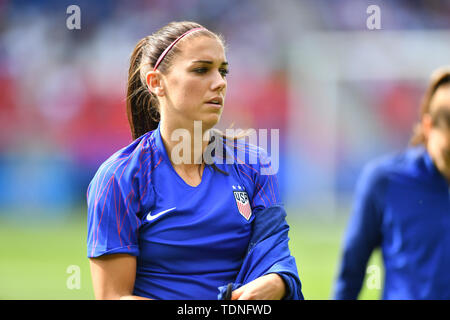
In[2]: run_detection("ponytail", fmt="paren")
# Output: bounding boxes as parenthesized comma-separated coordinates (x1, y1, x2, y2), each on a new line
(126, 38, 160, 140)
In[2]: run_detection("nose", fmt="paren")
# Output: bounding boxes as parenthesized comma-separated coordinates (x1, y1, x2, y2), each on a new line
(211, 70, 226, 93)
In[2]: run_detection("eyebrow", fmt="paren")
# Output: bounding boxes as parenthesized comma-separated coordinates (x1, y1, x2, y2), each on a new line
(432, 107, 450, 129)
(191, 60, 228, 66)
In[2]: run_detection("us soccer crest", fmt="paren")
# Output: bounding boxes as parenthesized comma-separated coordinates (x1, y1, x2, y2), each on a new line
(233, 185, 252, 220)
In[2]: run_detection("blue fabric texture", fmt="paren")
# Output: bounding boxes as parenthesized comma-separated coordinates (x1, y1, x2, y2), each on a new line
(334, 146, 450, 300)
(217, 205, 304, 300)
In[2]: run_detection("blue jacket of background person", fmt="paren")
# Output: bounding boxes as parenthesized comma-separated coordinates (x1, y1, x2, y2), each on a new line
(334, 146, 450, 299)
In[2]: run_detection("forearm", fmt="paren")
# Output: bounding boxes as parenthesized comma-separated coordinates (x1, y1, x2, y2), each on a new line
(334, 241, 375, 299)
(334, 251, 369, 299)
(231, 273, 286, 300)
(266, 273, 287, 300)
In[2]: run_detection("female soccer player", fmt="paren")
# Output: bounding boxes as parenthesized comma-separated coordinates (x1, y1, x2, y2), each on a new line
(86, 21, 303, 300)
(334, 67, 450, 299)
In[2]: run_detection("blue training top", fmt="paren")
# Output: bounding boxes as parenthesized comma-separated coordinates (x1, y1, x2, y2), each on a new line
(334, 146, 450, 300)
(87, 124, 300, 299)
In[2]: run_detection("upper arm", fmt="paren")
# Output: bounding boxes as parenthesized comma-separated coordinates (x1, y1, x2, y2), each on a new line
(345, 163, 385, 252)
(89, 254, 136, 300)
(86, 162, 142, 299)
(250, 147, 282, 213)
(86, 163, 141, 258)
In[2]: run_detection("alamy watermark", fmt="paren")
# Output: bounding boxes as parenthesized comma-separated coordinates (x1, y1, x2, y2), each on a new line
(168, 121, 279, 175)
(66, 265, 81, 290)
(365, 265, 381, 290)
(66, 5, 81, 30)
(366, 5, 381, 30)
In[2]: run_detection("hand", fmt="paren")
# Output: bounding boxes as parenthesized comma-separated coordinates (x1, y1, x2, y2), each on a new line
(231, 273, 286, 300)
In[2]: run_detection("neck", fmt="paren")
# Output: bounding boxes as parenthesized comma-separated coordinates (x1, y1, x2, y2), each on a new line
(159, 120, 211, 169)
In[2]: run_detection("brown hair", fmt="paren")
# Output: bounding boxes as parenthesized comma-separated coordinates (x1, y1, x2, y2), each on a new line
(410, 66, 450, 145)
(126, 21, 224, 140)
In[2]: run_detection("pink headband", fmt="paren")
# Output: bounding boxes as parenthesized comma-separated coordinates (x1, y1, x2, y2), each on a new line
(153, 27, 205, 71)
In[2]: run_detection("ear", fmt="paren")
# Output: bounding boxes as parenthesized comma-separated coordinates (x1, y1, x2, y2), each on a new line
(422, 113, 433, 141)
(146, 71, 165, 97)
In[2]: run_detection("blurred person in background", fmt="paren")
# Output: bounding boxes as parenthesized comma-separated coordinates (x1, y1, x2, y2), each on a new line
(86, 21, 303, 300)
(334, 66, 450, 300)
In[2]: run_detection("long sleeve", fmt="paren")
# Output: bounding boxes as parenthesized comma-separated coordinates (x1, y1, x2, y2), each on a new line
(333, 162, 386, 299)
(217, 205, 303, 300)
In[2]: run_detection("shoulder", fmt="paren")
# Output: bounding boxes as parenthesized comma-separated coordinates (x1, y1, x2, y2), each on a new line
(358, 146, 426, 190)
(88, 131, 161, 194)
(218, 133, 276, 177)
(217, 133, 282, 206)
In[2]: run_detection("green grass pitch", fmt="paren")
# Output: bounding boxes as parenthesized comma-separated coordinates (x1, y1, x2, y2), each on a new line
(0, 210, 382, 300)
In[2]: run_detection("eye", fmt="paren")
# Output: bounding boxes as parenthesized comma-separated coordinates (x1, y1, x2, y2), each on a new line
(193, 67, 208, 74)
(219, 68, 229, 77)
(192, 66, 229, 77)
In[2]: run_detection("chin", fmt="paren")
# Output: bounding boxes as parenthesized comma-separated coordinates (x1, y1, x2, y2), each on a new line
(201, 114, 221, 130)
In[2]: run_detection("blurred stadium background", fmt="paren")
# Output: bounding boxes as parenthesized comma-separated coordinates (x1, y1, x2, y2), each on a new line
(1, 0, 450, 299)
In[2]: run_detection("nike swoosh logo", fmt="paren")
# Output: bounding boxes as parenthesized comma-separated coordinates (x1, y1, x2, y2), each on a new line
(146, 207, 177, 221)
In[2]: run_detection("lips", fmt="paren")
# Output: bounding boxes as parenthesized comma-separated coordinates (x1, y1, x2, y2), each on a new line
(206, 96, 223, 106)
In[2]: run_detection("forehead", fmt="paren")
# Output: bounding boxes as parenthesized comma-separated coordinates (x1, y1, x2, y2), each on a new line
(430, 84, 450, 114)
(175, 35, 226, 64)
